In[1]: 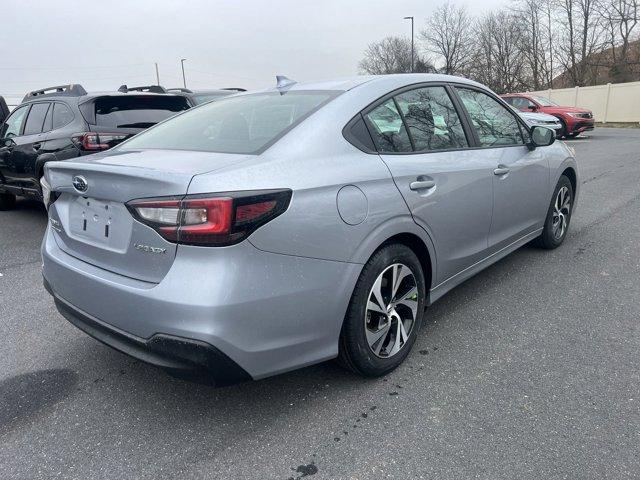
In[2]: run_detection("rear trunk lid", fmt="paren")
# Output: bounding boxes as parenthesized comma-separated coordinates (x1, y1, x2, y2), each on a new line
(45, 149, 252, 283)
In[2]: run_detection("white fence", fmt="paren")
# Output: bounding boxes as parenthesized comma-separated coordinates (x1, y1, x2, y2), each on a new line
(527, 81, 640, 123)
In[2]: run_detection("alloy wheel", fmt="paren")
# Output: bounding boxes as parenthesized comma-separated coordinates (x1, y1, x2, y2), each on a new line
(552, 186, 571, 240)
(364, 263, 418, 358)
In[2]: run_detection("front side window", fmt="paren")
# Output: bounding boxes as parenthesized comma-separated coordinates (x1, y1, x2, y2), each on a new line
(363, 99, 412, 153)
(1, 105, 29, 138)
(456, 88, 524, 147)
(395, 86, 468, 151)
(23, 103, 51, 135)
(121, 91, 337, 154)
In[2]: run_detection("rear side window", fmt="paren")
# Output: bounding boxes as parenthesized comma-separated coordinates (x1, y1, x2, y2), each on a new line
(395, 86, 468, 151)
(363, 99, 412, 153)
(1, 105, 29, 138)
(94, 96, 190, 129)
(121, 91, 337, 154)
(52, 103, 74, 129)
(456, 88, 524, 147)
(23, 103, 50, 135)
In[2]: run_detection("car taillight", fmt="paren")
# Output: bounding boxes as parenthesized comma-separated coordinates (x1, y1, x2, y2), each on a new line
(72, 132, 130, 151)
(126, 190, 292, 246)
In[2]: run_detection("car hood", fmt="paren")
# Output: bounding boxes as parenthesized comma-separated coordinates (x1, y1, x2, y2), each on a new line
(542, 105, 592, 114)
(520, 111, 559, 122)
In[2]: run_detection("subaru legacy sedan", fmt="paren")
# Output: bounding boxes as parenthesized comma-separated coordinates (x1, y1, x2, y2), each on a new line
(42, 74, 578, 386)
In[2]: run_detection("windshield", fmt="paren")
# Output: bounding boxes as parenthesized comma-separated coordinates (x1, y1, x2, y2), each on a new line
(532, 96, 558, 107)
(121, 91, 338, 154)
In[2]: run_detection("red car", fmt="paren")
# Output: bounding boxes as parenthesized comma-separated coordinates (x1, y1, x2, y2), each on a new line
(501, 93, 595, 138)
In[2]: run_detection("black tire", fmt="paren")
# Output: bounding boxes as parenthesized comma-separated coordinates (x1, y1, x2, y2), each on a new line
(532, 175, 574, 249)
(0, 191, 16, 211)
(557, 118, 568, 138)
(337, 244, 426, 377)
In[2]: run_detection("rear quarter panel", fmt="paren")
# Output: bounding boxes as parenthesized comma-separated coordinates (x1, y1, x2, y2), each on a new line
(185, 89, 437, 270)
(548, 141, 580, 208)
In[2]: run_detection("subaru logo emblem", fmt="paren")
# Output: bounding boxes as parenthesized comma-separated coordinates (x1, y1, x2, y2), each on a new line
(72, 175, 88, 193)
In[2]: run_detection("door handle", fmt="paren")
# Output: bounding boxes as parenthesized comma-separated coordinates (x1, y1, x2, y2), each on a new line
(409, 179, 436, 191)
(493, 166, 510, 176)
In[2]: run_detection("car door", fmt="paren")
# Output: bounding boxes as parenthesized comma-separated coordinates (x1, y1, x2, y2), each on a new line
(454, 87, 549, 253)
(0, 104, 30, 191)
(0, 102, 51, 193)
(364, 85, 495, 285)
(0, 96, 9, 125)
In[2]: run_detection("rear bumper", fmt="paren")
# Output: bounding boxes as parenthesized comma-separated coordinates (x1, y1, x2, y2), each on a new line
(45, 278, 251, 386)
(42, 226, 361, 382)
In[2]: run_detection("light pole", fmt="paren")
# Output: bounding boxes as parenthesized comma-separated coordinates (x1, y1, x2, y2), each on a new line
(180, 58, 187, 88)
(404, 16, 414, 73)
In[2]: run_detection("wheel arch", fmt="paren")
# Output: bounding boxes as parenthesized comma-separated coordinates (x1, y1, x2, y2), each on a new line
(379, 232, 433, 297)
(561, 166, 577, 194)
(350, 217, 437, 296)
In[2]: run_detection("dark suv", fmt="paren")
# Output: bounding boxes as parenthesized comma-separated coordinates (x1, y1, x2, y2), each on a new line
(0, 84, 190, 209)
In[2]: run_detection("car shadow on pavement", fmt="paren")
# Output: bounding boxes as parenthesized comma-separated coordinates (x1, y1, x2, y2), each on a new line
(13, 197, 46, 211)
(0, 369, 78, 436)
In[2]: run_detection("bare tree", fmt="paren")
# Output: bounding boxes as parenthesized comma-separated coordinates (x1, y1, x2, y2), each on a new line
(421, 2, 474, 74)
(601, 0, 639, 81)
(512, 0, 556, 89)
(359, 0, 640, 90)
(556, 0, 606, 86)
(469, 12, 528, 93)
(359, 36, 435, 74)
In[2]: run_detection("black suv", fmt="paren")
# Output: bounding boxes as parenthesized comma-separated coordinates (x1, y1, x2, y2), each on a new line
(0, 84, 190, 209)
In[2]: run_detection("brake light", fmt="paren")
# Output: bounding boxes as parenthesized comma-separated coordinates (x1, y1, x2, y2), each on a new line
(126, 190, 292, 246)
(72, 132, 130, 151)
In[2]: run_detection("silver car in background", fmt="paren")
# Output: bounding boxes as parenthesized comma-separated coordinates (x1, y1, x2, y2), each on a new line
(518, 109, 563, 135)
(42, 74, 579, 385)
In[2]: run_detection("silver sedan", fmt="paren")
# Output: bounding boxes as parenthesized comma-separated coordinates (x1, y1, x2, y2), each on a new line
(42, 74, 578, 385)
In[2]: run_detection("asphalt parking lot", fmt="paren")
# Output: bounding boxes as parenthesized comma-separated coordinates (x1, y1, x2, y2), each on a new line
(1, 127, 639, 480)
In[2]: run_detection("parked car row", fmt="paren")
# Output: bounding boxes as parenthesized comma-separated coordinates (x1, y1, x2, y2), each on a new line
(501, 93, 595, 138)
(0, 83, 244, 209)
(37, 74, 579, 386)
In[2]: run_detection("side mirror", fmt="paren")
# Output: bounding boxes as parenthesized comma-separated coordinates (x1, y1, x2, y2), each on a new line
(529, 125, 555, 149)
(527, 104, 538, 111)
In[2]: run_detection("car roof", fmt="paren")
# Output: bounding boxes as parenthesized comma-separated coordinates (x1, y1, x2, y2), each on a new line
(259, 74, 485, 94)
(20, 91, 184, 107)
(187, 89, 236, 94)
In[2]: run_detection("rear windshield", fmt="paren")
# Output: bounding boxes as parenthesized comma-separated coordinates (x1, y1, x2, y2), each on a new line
(192, 92, 231, 105)
(94, 96, 190, 129)
(120, 91, 338, 154)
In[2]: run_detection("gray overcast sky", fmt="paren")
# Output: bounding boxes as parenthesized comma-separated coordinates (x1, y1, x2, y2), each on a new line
(1, 0, 506, 104)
